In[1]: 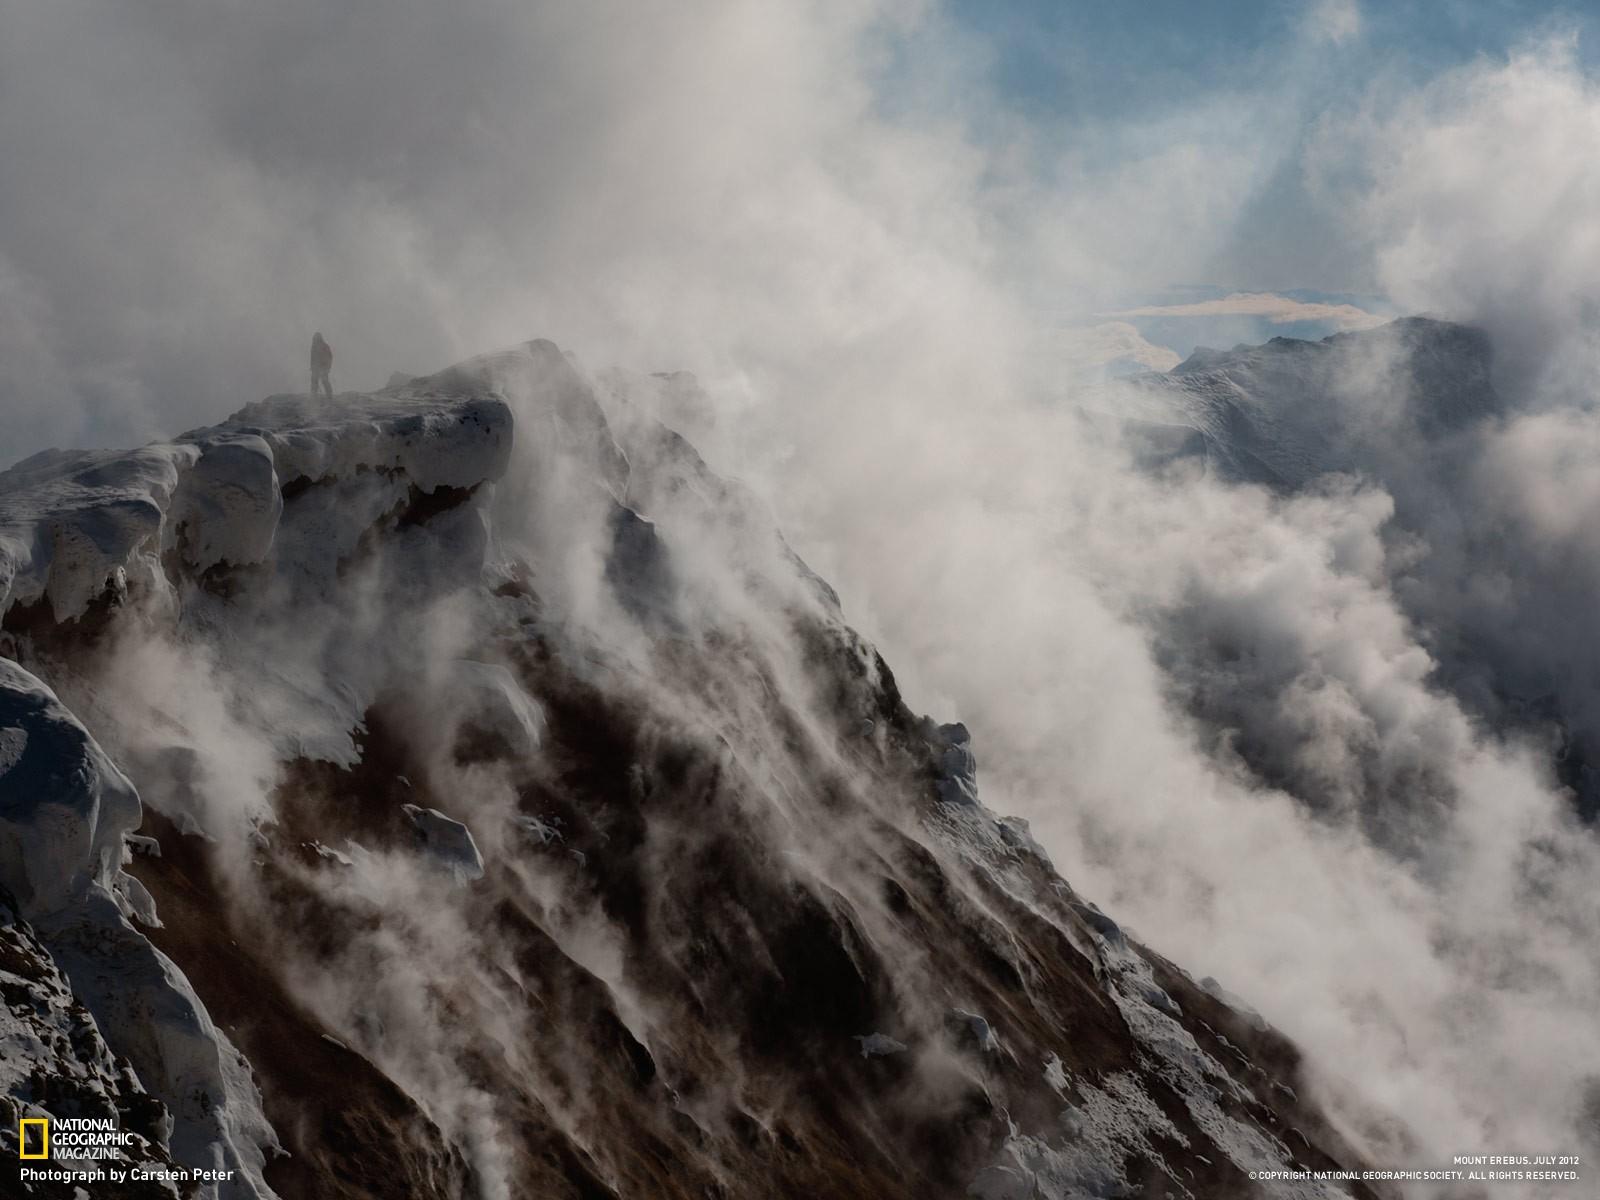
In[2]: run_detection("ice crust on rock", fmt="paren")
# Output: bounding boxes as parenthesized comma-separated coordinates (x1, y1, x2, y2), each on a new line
(0, 383, 513, 625)
(221, 391, 513, 496)
(169, 435, 283, 574)
(0, 444, 192, 622)
(0, 660, 141, 915)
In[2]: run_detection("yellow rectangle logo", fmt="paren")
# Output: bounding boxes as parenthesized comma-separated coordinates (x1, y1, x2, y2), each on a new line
(18, 1117, 49, 1159)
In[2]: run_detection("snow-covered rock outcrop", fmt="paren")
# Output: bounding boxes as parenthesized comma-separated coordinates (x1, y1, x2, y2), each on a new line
(0, 884, 185, 1195)
(0, 383, 512, 625)
(0, 661, 140, 915)
(0, 661, 277, 1198)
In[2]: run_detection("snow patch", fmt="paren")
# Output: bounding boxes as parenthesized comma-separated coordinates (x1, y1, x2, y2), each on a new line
(950, 1008, 1001, 1053)
(402, 803, 486, 882)
(853, 1032, 907, 1058)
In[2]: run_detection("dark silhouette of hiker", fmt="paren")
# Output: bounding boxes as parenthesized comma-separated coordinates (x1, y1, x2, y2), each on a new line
(310, 332, 334, 399)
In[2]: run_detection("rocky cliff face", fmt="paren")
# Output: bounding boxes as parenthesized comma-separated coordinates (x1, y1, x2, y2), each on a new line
(2, 340, 1376, 1198)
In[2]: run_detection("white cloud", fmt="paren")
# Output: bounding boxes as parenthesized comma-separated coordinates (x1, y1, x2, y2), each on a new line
(1311, 34, 1600, 396)
(1102, 291, 1385, 329)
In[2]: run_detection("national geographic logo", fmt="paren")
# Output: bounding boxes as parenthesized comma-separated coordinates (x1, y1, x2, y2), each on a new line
(18, 1117, 48, 1159)
(15, 1116, 132, 1159)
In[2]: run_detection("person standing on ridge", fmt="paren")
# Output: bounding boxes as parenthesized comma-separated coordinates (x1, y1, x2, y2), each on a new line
(310, 331, 334, 399)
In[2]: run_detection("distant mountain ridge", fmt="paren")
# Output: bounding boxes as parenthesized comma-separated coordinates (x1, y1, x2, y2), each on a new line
(1115, 317, 1498, 491)
(1101, 315, 1600, 827)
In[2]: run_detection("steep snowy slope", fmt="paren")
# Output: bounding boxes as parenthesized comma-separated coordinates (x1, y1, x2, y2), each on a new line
(2, 340, 1379, 1198)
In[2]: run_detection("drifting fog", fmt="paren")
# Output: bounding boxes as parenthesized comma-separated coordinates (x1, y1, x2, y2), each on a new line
(6, 0, 1600, 1183)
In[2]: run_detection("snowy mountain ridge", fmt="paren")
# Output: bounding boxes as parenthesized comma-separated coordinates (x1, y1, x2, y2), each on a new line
(1, 338, 1381, 1198)
(1103, 316, 1498, 492)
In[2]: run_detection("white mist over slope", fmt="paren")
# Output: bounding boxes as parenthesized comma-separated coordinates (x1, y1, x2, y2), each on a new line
(4, 0, 1600, 1187)
(676, 32, 1600, 1171)
(740, 34, 1600, 1170)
